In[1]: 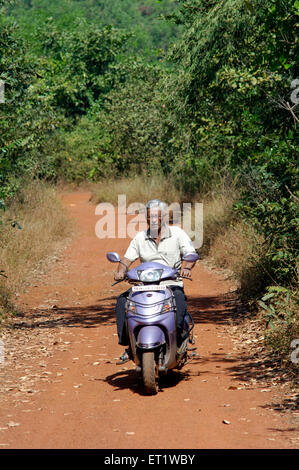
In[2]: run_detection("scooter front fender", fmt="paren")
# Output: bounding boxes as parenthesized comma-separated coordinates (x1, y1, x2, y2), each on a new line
(136, 326, 166, 349)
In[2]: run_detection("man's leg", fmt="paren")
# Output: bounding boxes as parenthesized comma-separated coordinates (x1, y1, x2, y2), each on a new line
(115, 289, 131, 346)
(170, 286, 187, 345)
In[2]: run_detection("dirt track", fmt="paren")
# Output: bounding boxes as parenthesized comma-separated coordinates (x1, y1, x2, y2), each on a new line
(0, 190, 298, 449)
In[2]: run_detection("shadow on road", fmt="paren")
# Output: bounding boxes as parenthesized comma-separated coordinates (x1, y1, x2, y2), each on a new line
(104, 368, 193, 396)
(187, 291, 247, 325)
(10, 296, 118, 329)
(11, 291, 246, 330)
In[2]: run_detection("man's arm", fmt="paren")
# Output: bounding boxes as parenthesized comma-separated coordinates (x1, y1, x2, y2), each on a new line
(114, 257, 132, 281)
(181, 259, 196, 279)
(177, 227, 197, 279)
(114, 234, 140, 281)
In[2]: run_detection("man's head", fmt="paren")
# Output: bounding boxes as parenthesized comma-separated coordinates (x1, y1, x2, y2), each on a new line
(145, 199, 167, 237)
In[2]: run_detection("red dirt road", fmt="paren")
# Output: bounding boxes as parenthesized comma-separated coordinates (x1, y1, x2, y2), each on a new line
(0, 190, 298, 449)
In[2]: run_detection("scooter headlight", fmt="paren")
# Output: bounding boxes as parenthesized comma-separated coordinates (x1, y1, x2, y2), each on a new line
(137, 268, 163, 283)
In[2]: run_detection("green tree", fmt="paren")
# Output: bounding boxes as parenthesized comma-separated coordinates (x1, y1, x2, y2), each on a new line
(163, 0, 298, 286)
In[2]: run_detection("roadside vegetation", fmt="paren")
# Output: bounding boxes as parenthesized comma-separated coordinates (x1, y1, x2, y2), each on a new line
(0, 0, 298, 371)
(0, 180, 73, 321)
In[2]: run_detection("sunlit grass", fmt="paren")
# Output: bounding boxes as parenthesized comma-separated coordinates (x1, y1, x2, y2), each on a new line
(0, 180, 73, 320)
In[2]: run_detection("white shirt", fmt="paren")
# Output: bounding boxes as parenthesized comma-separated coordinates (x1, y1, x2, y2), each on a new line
(124, 224, 196, 287)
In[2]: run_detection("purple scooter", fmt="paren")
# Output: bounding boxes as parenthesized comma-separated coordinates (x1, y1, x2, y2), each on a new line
(107, 251, 199, 394)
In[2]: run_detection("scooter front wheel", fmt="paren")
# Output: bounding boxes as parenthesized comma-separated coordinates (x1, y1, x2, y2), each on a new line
(142, 351, 158, 395)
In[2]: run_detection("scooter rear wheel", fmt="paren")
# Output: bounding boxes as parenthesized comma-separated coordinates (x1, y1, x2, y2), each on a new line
(142, 351, 158, 395)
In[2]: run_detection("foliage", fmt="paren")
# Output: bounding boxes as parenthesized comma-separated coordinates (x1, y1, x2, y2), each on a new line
(163, 0, 299, 287)
(52, 114, 116, 182)
(0, 6, 134, 196)
(1, 0, 181, 190)
(94, 61, 168, 175)
(35, 19, 131, 117)
(258, 285, 299, 365)
(0, 18, 63, 200)
(155, 0, 299, 362)
(8, 0, 183, 61)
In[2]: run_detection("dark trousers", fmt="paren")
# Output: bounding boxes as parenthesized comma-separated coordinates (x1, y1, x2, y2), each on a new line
(115, 286, 187, 346)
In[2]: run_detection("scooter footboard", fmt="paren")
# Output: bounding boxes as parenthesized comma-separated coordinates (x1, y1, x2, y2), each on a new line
(136, 326, 166, 349)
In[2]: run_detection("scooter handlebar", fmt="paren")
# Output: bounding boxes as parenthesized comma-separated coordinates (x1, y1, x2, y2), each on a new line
(112, 277, 127, 286)
(111, 275, 191, 286)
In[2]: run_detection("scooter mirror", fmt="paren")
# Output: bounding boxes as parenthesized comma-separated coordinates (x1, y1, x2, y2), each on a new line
(182, 252, 199, 263)
(106, 252, 121, 263)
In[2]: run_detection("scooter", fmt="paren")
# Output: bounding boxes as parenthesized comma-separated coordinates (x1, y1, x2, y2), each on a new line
(107, 251, 199, 394)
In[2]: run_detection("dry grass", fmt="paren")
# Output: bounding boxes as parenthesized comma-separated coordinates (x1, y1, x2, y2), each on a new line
(197, 184, 270, 298)
(195, 183, 240, 257)
(90, 173, 269, 297)
(90, 173, 186, 206)
(209, 220, 267, 294)
(0, 180, 73, 318)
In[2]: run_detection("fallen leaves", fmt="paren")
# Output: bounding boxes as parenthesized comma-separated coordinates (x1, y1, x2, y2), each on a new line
(7, 421, 20, 427)
(73, 384, 82, 389)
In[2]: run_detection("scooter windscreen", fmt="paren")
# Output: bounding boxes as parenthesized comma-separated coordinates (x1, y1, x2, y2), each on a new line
(126, 261, 178, 282)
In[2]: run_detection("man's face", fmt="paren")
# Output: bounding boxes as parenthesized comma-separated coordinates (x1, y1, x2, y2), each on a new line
(146, 207, 163, 237)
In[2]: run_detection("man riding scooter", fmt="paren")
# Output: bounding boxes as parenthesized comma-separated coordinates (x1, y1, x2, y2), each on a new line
(114, 199, 197, 364)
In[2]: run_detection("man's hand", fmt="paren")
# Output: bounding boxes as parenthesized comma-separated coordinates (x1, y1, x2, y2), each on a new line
(114, 271, 125, 281)
(181, 267, 192, 279)
(114, 257, 132, 282)
(180, 260, 195, 280)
